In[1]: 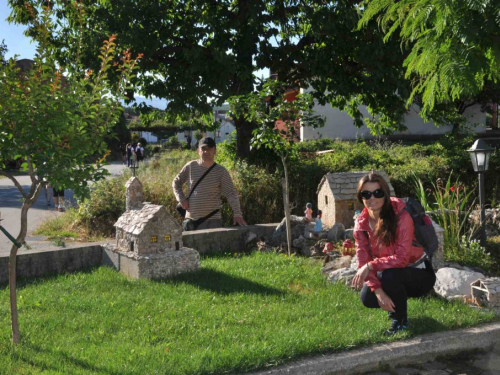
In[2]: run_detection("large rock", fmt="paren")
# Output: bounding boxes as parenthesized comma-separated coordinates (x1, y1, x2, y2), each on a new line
(327, 223, 345, 242)
(269, 216, 307, 246)
(304, 222, 328, 239)
(344, 229, 355, 240)
(327, 267, 357, 285)
(321, 256, 352, 275)
(434, 267, 485, 299)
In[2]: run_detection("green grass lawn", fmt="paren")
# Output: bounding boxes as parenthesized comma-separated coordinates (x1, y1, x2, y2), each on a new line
(0, 252, 496, 374)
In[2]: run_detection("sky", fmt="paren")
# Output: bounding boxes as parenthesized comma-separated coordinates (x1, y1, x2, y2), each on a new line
(0, 2, 268, 110)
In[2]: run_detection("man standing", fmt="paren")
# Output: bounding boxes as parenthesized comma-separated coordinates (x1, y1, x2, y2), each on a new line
(173, 137, 247, 229)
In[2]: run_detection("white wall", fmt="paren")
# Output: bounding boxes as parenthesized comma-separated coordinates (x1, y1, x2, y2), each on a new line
(300, 94, 487, 141)
(140, 131, 158, 143)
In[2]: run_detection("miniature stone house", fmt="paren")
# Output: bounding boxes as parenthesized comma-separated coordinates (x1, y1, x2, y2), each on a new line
(471, 277, 500, 307)
(114, 204, 183, 255)
(105, 176, 200, 280)
(316, 171, 395, 228)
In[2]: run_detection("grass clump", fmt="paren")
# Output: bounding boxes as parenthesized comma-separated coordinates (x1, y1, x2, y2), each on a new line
(0, 252, 495, 374)
(34, 209, 80, 239)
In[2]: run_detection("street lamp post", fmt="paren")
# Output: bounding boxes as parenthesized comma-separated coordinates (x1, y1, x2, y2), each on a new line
(467, 139, 495, 246)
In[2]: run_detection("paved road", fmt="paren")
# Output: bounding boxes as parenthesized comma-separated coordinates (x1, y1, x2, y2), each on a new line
(0, 162, 127, 254)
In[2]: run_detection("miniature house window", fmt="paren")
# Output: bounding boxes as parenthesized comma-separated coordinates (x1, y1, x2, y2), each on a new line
(325, 196, 328, 205)
(348, 202, 354, 210)
(164, 235, 171, 241)
(151, 236, 158, 243)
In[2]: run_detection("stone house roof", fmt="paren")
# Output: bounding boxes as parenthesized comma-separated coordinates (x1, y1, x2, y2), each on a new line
(316, 171, 395, 201)
(114, 204, 181, 236)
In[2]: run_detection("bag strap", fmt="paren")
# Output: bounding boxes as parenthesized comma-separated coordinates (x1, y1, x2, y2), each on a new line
(193, 209, 220, 227)
(187, 163, 217, 200)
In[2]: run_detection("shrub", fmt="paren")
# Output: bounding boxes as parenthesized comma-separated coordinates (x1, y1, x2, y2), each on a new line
(57, 137, 500, 252)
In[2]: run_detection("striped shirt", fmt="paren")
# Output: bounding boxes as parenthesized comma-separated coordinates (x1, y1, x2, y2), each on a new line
(172, 160, 243, 220)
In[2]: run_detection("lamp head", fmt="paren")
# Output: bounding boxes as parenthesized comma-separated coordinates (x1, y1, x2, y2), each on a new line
(468, 139, 494, 172)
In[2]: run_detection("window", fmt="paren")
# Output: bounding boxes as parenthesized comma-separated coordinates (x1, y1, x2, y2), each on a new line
(150, 236, 158, 243)
(164, 235, 171, 242)
(325, 196, 328, 205)
(215, 130, 221, 138)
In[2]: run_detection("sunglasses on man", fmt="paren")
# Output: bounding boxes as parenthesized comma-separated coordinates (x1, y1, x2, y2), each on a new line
(360, 189, 385, 200)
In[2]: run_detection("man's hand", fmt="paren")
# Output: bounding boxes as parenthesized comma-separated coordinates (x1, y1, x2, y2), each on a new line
(374, 289, 395, 312)
(181, 199, 189, 210)
(233, 217, 247, 226)
(351, 264, 370, 289)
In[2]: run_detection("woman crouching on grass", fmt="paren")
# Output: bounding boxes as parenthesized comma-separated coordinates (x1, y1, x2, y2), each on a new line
(351, 173, 436, 335)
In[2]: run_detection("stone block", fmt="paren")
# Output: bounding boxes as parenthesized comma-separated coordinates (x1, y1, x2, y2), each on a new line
(327, 267, 356, 285)
(109, 247, 200, 279)
(321, 256, 352, 275)
(434, 267, 485, 299)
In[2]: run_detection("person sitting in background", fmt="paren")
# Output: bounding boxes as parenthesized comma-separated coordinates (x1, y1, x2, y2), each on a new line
(352, 172, 436, 335)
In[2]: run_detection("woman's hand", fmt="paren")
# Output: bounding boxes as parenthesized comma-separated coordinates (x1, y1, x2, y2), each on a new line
(351, 264, 370, 289)
(374, 289, 395, 312)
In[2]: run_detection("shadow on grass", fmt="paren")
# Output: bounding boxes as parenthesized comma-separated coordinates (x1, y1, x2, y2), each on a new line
(155, 268, 285, 296)
(0, 266, 101, 289)
(12, 343, 132, 375)
(408, 316, 449, 335)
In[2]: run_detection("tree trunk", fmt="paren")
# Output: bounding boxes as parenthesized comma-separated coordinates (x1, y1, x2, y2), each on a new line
(8, 183, 43, 345)
(235, 116, 257, 159)
(232, 0, 258, 159)
(282, 156, 292, 256)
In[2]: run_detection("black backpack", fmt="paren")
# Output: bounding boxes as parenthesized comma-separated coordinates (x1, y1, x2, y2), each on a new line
(363, 197, 438, 267)
(400, 197, 439, 266)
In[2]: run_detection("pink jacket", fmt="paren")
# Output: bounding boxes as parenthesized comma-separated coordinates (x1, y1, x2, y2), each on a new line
(354, 197, 425, 291)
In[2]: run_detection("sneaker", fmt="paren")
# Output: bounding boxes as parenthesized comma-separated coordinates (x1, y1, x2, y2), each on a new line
(384, 318, 409, 336)
(58, 206, 64, 212)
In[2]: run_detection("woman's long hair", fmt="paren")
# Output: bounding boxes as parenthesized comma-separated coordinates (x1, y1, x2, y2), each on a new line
(356, 173, 397, 246)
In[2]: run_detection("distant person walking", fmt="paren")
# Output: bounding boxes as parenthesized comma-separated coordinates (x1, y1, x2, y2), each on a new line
(136, 143, 144, 163)
(121, 143, 127, 165)
(44, 181, 53, 207)
(126, 143, 133, 167)
(53, 187, 65, 212)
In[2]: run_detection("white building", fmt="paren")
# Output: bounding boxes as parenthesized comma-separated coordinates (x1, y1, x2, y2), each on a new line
(300, 91, 487, 141)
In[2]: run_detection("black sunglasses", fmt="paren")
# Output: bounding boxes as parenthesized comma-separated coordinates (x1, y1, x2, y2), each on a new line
(360, 189, 385, 200)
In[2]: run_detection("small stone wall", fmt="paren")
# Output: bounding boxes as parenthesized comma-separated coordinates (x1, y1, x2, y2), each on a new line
(0, 224, 279, 283)
(0, 245, 104, 284)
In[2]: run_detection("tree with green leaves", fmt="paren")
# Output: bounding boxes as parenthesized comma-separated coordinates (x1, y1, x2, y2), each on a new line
(9, 0, 432, 155)
(0, 6, 141, 344)
(229, 81, 324, 255)
(359, 0, 500, 120)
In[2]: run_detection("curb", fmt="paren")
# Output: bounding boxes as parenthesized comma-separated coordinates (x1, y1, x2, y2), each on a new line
(249, 321, 500, 375)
